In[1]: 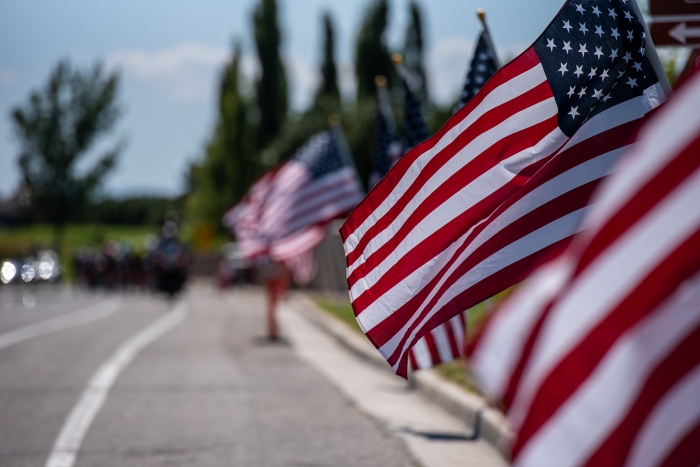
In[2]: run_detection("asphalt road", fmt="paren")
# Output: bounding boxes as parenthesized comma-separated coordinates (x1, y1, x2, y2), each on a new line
(0, 283, 414, 467)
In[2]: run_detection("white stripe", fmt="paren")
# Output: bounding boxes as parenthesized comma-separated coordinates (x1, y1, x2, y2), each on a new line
(472, 258, 571, 398)
(449, 313, 466, 353)
(411, 337, 433, 369)
(44, 303, 188, 467)
(431, 324, 453, 363)
(346, 97, 558, 279)
(626, 364, 700, 467)
(514, 272, 700, 467)
(343, 64, 549, 254)
(382, 206, 593, 366)
(0, 298, 121, 350)
(512, 166, 700, 429)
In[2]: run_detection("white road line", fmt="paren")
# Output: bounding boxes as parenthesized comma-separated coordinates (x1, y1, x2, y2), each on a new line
(0, 298, 122, 350)
(44, 302, 189, 467)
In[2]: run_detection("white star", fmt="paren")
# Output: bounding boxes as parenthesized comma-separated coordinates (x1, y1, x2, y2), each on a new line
(627, 30, 634, 42)
(623, 51, 632, 63)
(592, 6, 601, 17)
(602, 93, 612, 102)
(610, 48, 619, 59)
(600, 69, 610, 80)
(578, 87, 587, 98)
(477, 63, 487, 72)
(475, 75, 485, 84)
(639, 46, 646, 56)
(546, 38, 557, 52)
(588, 67, 597, 78)
(578, 43, 588, 56)
(563, 41, 572, 54)
(626, 77, 638, 88)
(575, 3, 585, 14)
(611, 28, 621, 40)
(563, 20, 572, 32)
(479, 52, 489, 60)
(594, 47, 604, 59)
(618, 70, 626, 78)
(558, 63, 569, 75)
(608, 8, 618, 19)
(568, 106, 580, 119)
(595, 25, 604, 37)
(567, 86, 576, 97)
(624, 10, 634, 21)
(592, 88, 604, 100)
(579, 23, 589, 35)
(633, 61, 642, 72)
(574, 65, 584, 77)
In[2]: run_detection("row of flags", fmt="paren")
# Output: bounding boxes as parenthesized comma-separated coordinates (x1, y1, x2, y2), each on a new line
(226, 0, 699, 463)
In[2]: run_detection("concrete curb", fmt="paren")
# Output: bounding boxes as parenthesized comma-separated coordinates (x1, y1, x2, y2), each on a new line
(291, 294, 512, 462)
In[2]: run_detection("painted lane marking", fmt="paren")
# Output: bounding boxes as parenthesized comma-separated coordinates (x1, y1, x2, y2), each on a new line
(44, 302, 188, 467)
(0, 298, 122, 350)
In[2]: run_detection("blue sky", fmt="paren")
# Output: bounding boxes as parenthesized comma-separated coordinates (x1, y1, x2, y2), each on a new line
(0, 0, 566, 199)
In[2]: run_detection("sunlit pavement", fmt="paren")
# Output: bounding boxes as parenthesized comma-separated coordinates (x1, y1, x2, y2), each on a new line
(0, 283, 504, 467)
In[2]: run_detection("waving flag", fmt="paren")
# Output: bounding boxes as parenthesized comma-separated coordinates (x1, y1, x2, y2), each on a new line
(226, 128, 363, 282)
(454, 19, 500, 113)
(340, 0, 667, 378)
(472, 69, 700, 467)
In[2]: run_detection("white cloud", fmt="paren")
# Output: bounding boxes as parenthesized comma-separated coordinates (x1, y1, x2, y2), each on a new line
(105, 43, 230, 103)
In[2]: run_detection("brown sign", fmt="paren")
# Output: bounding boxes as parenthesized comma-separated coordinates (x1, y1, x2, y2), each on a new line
(650, 0, 700, 16)
(651, 20, 700, 45)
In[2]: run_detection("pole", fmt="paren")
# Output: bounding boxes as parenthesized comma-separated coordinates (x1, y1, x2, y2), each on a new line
(477, 8, 501, 68)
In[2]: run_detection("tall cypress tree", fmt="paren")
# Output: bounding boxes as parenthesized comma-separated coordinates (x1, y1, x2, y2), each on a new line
(253, 0, 288, 148)
(316, 11, 340, 102)
(354, 0, 394, 100)
(404, 1, 428, 102)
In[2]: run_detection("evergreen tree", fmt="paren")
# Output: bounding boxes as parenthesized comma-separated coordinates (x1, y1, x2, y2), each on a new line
(253, 0, 288, 148)
(316, 12, 340, 102)
(354, 0, 394, 99)
(404, 1, 428, 102)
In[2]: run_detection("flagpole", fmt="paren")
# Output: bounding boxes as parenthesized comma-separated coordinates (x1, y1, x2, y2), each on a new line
(477, 8, 500, 68)
(628, 0, 673, 97)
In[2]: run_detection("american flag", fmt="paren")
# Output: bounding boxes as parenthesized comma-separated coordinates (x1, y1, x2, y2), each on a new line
(409, 312, 466, 371)
(369, 79, 401, 188)
(401, 76, 430, 152)
(226, 128, 363, 281)
(340, 0, 667, 378)
(471, 69, 700, 467)
(454, 25, 499, 113)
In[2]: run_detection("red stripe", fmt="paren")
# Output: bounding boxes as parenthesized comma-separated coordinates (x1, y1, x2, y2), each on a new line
(444, 318, 460, 359)
(581, 326, 700, 466)
(346, 80, 555, 268)
(424, 332, 441, 367)
(340, 48, 542, 238)
(511, 229, 700, 457)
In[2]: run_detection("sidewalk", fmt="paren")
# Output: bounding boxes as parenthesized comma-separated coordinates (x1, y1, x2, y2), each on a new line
(280, 295, 509, 467)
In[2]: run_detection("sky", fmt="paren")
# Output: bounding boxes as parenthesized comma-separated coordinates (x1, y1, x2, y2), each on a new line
(0, 0, 566, 199)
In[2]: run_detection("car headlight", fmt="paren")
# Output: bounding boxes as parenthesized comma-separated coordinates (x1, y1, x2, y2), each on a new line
(21, 264, 35, 282)
(1, 262, 16, 284)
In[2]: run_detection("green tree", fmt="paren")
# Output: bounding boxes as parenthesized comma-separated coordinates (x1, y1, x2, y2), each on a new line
(354, 0, 394, 100)
(253, 0, 288, 148)
(404, 1, 428, 102)
(316, 11, 340, 103)
(11, 59, 122, 247)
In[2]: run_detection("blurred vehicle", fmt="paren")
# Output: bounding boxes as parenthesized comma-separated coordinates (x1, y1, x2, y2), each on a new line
(217, 242, 251, 288)
(1, 250, 62, 285)
(149, 221, 189, 297)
